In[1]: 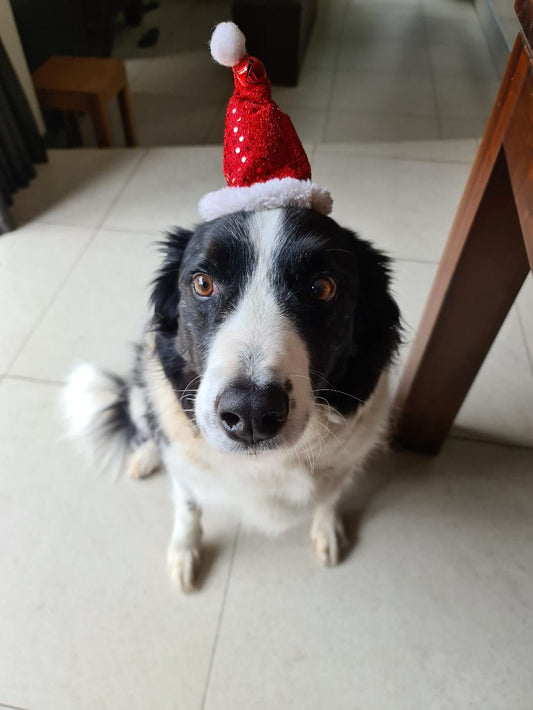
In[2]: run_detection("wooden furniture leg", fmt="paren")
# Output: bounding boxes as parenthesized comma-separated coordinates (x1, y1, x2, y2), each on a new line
(394, 149, 530, 454)
(62, 111, 83, 147)
(89, 95, 114, 147)
(117, 86, 137, 147)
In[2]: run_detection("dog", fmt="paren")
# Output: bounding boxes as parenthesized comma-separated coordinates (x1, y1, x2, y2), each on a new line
(65, 206, 401, 592)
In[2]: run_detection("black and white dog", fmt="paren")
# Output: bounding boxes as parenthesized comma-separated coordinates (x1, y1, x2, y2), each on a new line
(65, 207, 400, 592)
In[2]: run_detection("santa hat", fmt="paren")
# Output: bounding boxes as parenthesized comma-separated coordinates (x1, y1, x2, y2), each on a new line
(198, 22, 332, 221)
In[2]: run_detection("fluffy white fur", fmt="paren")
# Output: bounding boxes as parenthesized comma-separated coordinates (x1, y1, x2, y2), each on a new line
(198, 177, 333, 221)
(209, 22, 247, 67)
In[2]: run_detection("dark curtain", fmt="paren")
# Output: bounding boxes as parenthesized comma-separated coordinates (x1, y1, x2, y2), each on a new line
(0, 37, 47, 235)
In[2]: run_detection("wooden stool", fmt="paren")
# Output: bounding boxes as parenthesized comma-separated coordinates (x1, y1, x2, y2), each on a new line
(393, 0, 533, 455)
(32, 56, 137, 148)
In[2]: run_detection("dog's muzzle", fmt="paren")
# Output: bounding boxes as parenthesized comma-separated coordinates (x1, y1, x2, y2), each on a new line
(216, 379, 289, 446)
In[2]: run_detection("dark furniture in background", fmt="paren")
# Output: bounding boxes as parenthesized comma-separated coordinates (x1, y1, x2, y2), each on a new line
(32, 56, 137, 148)
(10, 0, 141, 146)
(0, 37, 46, 235)
(9, 0, 142, 71)
(232, 0, 317, 86)
(394, 0, 533, 454)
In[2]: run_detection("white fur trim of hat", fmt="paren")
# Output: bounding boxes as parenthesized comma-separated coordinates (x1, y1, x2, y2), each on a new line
(199, 178, 333, 221)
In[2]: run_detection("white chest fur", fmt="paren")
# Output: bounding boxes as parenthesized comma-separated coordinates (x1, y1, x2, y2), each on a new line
(146, 349, 390, 534)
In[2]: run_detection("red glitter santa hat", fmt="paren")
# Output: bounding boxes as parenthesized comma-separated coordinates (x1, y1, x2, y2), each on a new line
(198, 22, 332, 221)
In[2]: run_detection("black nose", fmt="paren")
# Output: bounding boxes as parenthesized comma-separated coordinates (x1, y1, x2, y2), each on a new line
(217, 381, 289, 445)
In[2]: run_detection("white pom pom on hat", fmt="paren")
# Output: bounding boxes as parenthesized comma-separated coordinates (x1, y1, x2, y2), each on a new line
(209, 21, 247, 67)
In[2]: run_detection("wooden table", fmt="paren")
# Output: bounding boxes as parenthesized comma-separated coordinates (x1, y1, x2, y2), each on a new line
(32, 56, 137, 148)
(393, 0, 533, 454)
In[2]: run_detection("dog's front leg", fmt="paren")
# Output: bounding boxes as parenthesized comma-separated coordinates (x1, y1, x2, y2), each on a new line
(167, 480, 203, 593)
(310, 502, 347, 567)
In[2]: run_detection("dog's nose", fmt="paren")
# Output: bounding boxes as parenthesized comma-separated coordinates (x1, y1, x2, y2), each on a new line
(217, 382, 289, 445)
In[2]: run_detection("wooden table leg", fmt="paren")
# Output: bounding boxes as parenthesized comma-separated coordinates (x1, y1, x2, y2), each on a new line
(394, 149, 530, 454)
(88, 95, 114, 147)
(117, 85, 137, 147)
(62, 111, 83, 147)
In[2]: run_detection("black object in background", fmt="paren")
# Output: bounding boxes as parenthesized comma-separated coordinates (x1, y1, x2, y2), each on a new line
(0, 38, 47, 235)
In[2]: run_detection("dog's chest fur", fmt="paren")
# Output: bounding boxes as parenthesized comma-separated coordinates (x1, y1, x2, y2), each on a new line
(145, 342, 390, 533)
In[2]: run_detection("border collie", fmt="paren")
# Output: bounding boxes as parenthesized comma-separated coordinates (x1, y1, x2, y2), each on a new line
(65, 207, 400, 592)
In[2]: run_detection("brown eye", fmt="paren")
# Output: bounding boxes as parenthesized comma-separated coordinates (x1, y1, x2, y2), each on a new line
(311, 277, 337, 302)
(193, 273, 217, 297)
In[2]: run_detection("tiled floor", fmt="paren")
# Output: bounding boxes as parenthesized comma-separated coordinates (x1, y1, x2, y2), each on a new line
(101, 0, 505, 147)
(3, 141, 533, 709)
(3, 0, 532, 707)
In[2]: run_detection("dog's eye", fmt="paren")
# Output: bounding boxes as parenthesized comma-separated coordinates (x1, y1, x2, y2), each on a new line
(311, 277, 337, 302)
(193, 273, 217, 297)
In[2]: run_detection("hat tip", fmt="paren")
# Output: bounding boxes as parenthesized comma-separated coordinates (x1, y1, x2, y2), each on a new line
(210, 22, 247, 67)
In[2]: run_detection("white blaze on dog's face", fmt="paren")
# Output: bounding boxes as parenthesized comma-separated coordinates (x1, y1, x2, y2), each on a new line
(150, 207, 400, 455)
(194, 210, 313, 452)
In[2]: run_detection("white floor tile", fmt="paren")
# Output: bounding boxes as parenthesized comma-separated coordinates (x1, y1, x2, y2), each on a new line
(330, 71, 437, 116)
(304, 30, 341, 69)
(500, 17, 521, 48)
(130, 52, 233, 101)
(434, 76, 500, 120)
(312, 151, 469, 261)
(430, 43, 500, 79)
(286, 108, 328, 144)
(343, 4, 426, 43)
(0, 378, 237, 710)
(11, 149, 146, 229)
(516, 274, 533, 377)
(102, 146, 223, 233)
(0, 223, 94, 375)
(456, 306, 533, 447)
(324, 112, 440, 142)
(424, 9, 489, 45)
(130, 93, 222, 146)
(393, 260, 533, 448)
(124, 58, 152, 84)
(316, 138, 478, 163)
(203, 439, 533, 710)
(113, 0, 232, 60)
(273, 68, 335, 110)
(439, 117, 486, 139)
(338, 40, 432, 76)
(9, 229, 160, 381)
(492, 0, 518, 20)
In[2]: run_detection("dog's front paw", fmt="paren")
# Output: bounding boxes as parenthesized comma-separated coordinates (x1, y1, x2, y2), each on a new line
(167, 544, 201, 593)
(126, 439, 160, 479)
(310, 511, 347, 567)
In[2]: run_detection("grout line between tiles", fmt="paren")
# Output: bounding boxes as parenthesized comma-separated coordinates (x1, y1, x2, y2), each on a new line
(320, 0, 349, 142)
(515, 306, 533, 380)
(3, 229, 99, 377)
(4, 374, 65, 387)
(314, 144, 476, 165)
(393, 255, 440, 266)
(0, 702, 31, 710)
(449, 430, 533, 453)
(200, 522, 241, 710)
(421, 0, 444, 139)
(95, 148, 150, 230)
(4, 148, 155, 377)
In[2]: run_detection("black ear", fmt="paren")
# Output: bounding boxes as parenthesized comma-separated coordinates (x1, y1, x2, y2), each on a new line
(338, 233, 402, 407)
(150, 227, 193, 335)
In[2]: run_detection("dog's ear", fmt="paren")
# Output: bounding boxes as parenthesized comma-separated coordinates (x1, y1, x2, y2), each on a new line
(340, 233, 402, 405)
(150, 227, 193, 335)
